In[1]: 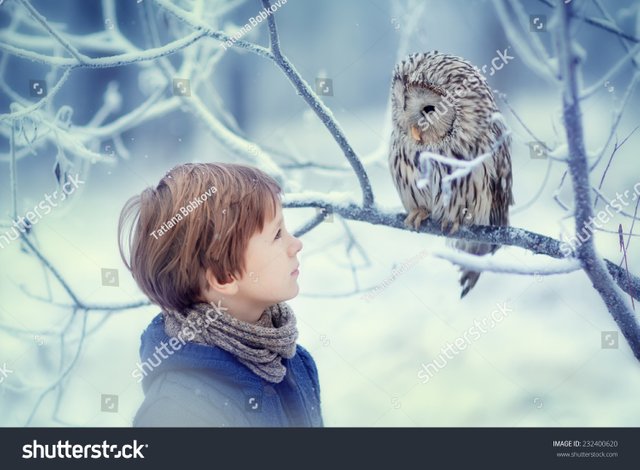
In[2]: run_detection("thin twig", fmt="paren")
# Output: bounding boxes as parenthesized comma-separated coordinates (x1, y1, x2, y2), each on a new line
(18, 0, 88, 64)
(618, 225, 636, 310)
(19, 234, 85, 308)
(9, 120, 18, 220)
(593, 125, 639, 209)
(25, 309, 88, 426)
(537, 0, 640, 43)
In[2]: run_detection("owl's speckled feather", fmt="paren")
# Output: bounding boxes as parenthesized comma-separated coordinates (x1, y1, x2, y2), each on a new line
(389, 51, 514, 297)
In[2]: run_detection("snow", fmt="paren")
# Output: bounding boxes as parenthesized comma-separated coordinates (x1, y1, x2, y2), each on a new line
(283, 191, 358, 207)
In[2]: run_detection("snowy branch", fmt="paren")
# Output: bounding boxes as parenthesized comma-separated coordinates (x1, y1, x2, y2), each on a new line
(419, 129, 510, 185)
(0, 30, 208, 68)
(283, 200, 640, 303)
(430, 248, 581, 276)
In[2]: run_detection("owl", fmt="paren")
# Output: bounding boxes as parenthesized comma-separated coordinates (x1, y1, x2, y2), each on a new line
(389, 51, 514, 297)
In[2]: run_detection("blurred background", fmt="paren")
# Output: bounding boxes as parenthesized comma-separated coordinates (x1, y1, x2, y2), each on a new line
(0, 0, 639, 426)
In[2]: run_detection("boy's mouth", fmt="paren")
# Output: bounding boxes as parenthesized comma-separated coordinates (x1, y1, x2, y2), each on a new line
(291, 264, 300, 275)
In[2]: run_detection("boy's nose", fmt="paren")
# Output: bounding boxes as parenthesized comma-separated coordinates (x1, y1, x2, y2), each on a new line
(289, 236, 303, 256)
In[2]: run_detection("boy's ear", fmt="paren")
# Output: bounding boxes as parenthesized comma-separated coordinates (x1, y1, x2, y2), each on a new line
(204, 268, 239, 295)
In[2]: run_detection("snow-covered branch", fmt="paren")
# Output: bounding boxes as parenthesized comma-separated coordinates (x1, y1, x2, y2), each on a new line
(282, 199, 640, 303)
(430, 247, 581, 276)
(419, 129, 510, 185)
(0, 29, 208, 68)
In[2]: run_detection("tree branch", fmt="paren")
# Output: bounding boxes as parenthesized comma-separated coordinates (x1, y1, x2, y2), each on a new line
(261, 0, 375, 208)
(283, 199, 640, 302)
(558, 2, 640, 360)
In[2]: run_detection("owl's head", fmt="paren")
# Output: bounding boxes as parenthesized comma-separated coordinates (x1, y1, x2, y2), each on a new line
(391, 51, 496, 149)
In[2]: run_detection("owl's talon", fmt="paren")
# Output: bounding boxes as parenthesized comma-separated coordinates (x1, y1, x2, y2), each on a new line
(440, 220, 461, 235)
(404, 209, 429, 230)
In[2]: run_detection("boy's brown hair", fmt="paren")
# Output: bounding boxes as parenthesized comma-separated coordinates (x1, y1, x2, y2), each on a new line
(118, 163, 281, 313)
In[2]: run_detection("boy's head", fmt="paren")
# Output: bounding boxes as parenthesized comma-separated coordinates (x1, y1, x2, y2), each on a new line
(118, 163, 302, 319)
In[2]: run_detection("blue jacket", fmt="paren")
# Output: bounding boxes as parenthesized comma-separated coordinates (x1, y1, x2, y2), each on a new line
(133, 313, 323, 427)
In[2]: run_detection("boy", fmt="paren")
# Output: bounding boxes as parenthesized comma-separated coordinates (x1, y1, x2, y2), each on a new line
(118, 163, 323, 427)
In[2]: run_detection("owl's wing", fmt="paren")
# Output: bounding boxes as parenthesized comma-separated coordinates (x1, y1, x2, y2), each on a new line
(389, 132, 417, 212)
(489, 135, 514, 227)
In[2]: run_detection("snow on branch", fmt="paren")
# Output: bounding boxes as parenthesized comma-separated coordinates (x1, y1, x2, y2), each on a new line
(0, 30, 209, 68)
(419, 128, 511, 185)
(429, 247, 581, 276)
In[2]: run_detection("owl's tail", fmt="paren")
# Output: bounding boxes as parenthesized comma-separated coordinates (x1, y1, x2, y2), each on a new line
(452, 161, 514, 297)
(448, 239, 498, 298)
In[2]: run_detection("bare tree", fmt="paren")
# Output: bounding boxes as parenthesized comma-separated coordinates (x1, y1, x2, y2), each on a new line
(0, 0, 638, 426)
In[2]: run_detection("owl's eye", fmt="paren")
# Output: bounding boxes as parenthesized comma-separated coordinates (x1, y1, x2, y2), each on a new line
(422, 105, 436, 114)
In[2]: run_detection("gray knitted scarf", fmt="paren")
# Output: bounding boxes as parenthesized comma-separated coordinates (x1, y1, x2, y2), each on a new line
(163, 301, 298, 383)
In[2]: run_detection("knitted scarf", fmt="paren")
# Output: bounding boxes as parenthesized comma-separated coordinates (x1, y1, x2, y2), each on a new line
(163, 301, 298, 383)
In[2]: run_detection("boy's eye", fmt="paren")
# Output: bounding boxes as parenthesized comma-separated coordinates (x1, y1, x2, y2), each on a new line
(275, 229, 282, 240)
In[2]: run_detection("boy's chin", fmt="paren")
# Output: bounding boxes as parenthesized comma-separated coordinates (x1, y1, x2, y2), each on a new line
(278, 286, 300, 303)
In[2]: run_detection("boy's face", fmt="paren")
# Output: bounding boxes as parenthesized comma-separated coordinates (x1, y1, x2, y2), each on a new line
(203, 202, 303, 322)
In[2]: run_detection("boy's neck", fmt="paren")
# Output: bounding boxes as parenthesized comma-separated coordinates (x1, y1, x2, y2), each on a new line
(210, 296, 267, 324)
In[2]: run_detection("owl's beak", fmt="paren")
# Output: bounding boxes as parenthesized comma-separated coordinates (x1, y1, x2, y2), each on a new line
(410, 125, 422, 143)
